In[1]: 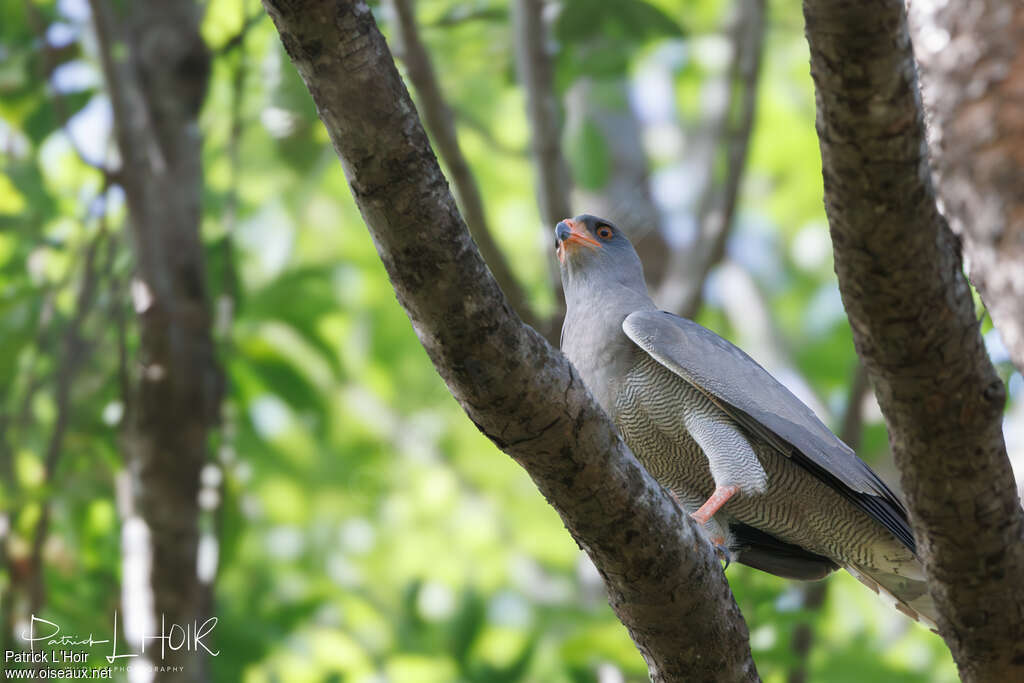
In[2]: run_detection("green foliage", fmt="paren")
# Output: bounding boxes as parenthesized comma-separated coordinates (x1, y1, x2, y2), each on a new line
(0, 0, 965, 681)
(554, 0, 684, 88)
(564, 118, 611, 190)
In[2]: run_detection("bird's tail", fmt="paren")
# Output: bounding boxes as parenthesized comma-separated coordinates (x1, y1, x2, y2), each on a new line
(844, 563, 939, 631)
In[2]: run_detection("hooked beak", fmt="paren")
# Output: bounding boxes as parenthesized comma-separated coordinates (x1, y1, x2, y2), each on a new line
(555, 218, 601, 263)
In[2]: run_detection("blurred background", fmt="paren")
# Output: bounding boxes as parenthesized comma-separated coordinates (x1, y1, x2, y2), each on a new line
(2, 0, 1021, 681)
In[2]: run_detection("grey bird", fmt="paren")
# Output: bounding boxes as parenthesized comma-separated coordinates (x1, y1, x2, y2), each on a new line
(555, 214, 938, 629)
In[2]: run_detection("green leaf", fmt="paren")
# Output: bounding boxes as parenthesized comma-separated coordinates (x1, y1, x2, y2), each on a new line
(555, 0, 684, 44)
(24, 91, 94, 144)
(449, 589, 486, 667)
(241, 266, 343, 377)
(234, 340, 325, 422)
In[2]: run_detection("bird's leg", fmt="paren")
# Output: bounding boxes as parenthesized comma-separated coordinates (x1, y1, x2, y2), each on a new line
(690, 484, 740, 526)
(684, 485, 739, 568)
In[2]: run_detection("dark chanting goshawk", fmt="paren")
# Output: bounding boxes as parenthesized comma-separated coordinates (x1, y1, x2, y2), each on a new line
(555, 213, 938, 629)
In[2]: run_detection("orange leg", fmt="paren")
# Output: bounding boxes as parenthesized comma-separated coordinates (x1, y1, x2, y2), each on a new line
(690, 484, 740, 526)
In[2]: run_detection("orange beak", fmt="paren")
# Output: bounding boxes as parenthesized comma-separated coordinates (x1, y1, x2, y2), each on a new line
(556, 218, 601, 263)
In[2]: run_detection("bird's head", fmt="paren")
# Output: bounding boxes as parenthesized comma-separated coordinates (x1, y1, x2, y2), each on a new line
(555, 214, 649, 298)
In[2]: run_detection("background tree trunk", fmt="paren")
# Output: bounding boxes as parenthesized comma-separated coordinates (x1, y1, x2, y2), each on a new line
(563, 76, 672, 289)
(89, 1, 221, 679)
(909, 2, 1024, 377)
(802, 0, 1024, 679)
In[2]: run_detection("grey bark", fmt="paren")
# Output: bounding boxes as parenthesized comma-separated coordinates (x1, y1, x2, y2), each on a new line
(910, 2, 1024, 377)
(89, 1, 222, 680)
(802, 1, 1024, 679)
(260, 1, 760, 680)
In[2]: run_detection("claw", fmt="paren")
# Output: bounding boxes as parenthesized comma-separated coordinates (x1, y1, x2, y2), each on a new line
(710, 534, 732, 570)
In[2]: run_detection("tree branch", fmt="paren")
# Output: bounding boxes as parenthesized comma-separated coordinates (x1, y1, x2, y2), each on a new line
(261, 1, 759, 679)
(27, 223, 107, 615)
(788, 360, 870, 683)
(386, 0, 543, 335)
(512, 0, 573, 337)
(512, 0, 573, 229)
(657, 0, 764, 318)
(802, 1, 1024, 679)
(214, 8, 265, 56)
(909, 3, 1024, 377)
(22, 0, 118, 181)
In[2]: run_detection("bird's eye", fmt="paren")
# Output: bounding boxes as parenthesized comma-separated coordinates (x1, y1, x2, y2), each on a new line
(596, 225, 613, 240)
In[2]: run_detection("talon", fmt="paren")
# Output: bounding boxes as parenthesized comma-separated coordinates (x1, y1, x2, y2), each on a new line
(709, 535, 731, 569)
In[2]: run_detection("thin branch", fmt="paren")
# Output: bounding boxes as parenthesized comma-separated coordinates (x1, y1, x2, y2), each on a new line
(512, 0, 573, 228)
(261, 2, 760, 679)
(512, 0, 573, 337)
(787, 360, 870, 683)
(214, 9, 264, 55)
(27, 222, 109, 614)
(657, 0, 765, 318)
(838, 361, 871, 452)
(387, 0, 543, 335)
(803, 0, 1024, 678)
(108, 235, 133, 428)
(21, 0, 118, 181)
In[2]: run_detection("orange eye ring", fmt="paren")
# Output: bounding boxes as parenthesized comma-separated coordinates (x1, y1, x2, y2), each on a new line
(596, 226, 613, 240)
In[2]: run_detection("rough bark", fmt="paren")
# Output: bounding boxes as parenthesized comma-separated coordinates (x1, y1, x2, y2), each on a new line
(909, 3, 1024, 377)
(802, 1, 1024, 679)
(657, 0, 764, 318)
(387, 0, 542, 335)
(260, 1, 759, 680)
(89, 1, 221, 680)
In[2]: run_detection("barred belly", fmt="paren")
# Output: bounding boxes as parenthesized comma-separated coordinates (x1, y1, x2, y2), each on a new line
(613, 354, 914, 573)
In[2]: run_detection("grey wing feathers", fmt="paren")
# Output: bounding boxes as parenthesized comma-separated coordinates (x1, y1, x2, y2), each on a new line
(622, 310, 915, 553)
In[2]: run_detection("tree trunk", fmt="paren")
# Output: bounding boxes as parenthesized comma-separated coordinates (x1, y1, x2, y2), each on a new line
(261, 1, 760, 680)
(89, 1, 222, 680)
(909, 2, 1024, 377)
(802, 1, 1024, 679)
